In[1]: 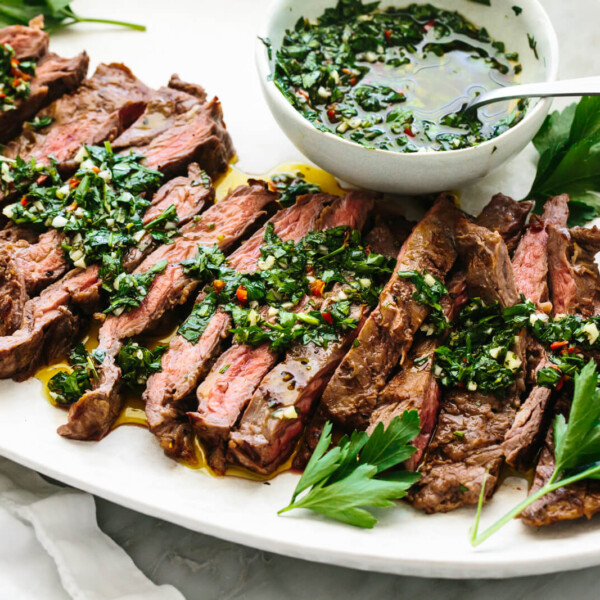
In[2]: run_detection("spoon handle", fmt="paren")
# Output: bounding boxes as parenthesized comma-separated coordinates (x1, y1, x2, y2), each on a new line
(468, 76, 600, 111)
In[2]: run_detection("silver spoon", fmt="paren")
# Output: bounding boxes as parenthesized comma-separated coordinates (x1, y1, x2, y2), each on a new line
(463, 76, 600, 113)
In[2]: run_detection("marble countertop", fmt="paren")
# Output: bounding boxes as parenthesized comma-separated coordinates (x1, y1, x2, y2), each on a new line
(7, 0, 600, 597)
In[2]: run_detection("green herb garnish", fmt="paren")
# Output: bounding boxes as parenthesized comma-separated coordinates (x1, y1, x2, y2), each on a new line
(0, 42, 36, 111)
(470, 361, 600, 546)
(0, 2, 145, 33)
(26, 115, 54, 130)
(1, 143, 182, 315)
(178, 223, 394, 352)
(528, 96, 600, 225)
(279, 412, 421, 528)
(269, 172, 321, 208)
(398, 270, 449, 335)
(527, 33, 539, 59)
(116, 341, 166, 389)
(512, 5, 523, 16)
(47, 343, 104, 405)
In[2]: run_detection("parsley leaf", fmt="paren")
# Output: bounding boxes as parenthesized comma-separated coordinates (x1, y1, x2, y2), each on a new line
(279, 412, 421, 528)
(529, 97, 600, 225)
(0, 1, 144, 33)
(470, 361, 600, 546)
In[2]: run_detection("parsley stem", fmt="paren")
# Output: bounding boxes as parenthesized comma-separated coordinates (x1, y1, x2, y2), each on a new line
(67, 16, 146, 31)
(470, 463, 600, 547)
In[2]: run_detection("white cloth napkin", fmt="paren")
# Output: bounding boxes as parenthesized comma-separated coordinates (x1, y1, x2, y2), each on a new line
(0, 457, 185, 600)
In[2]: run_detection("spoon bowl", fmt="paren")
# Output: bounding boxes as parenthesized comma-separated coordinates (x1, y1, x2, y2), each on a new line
(257, 0, 559, 194)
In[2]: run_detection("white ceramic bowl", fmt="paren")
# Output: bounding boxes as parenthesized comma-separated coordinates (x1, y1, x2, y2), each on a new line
(257, 0, 559, 194)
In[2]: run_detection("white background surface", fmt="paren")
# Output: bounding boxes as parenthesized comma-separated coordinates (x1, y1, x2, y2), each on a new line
(3, 0, 600, 597)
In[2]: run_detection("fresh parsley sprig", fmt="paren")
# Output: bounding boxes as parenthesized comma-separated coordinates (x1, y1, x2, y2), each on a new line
(0, 1, 145, 33)
(470, 360, 600, 546)
(279, 411, 421, 528)
(529, 96, 600, 225)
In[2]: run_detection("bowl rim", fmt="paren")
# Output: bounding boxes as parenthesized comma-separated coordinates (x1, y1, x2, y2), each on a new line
(256, 0, 560, 160)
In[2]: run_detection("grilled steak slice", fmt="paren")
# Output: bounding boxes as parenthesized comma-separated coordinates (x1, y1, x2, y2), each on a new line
(145, 192, 333, 463)
(410, 220, 524, 513)
(291, 220, 412, 471)
(224, 193, 376, 474)
(58, 182, 275, 441)
(0, 51, 89, 143)
(0, 266, 101, 380)
(4, 63, 152, 170)
(0, 168, 212, 380)
(0, 247, 27, 335)
(0, 19, 48, 60)
(112, 81, 233, 178)
(188, 193, 366, 472)
(366, 195, 528, 472)
(475, 194, 533, 254)
(521, 221, 600, 526)
(320, 194, 461, 430)
(503, 196, 570, 469)
(369, 272, 467, 471)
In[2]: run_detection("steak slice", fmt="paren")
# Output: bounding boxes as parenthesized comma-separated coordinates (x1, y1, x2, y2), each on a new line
(224, 192, 376, 474)
(58, 181, 275, 441)
(0, 266, 101, 380)
(521, 220, 600, 526)
(188, 193, 367, 472)
(409, 220, 525, 513)
(0, 167, 212, 381)
(0, 247, 27, 335)
(145, 192, 334, 463)
(112, 78, 233, 178)
(320, 194, 461, 430)
(366, 194, 529, 472)
(0, 19, 48, 61)
(369, 272, 467, 471)
(476, 193, 533, 254)
(4, 63, 152, 171)
(503, 196, 570, 469)
(0, 51, 89, 144)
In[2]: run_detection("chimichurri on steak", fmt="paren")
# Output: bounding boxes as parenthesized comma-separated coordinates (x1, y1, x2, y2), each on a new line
(271, 1, 526, 152)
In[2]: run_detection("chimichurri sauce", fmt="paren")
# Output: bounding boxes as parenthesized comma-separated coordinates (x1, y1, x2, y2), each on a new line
(272, 1, 526, 152)
(0, 42, 36, 112)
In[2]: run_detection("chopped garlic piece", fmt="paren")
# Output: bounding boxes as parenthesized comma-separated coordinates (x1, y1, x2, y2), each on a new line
(504, 351, 522, 371)
(583, 322, 600, 345)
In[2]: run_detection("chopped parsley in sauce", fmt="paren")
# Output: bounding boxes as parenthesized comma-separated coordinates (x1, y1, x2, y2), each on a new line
(271, 0, 526, 152)
(1, 143, 189, 315)
(178, 223, 395, 351)
(0, 42, 36, 112)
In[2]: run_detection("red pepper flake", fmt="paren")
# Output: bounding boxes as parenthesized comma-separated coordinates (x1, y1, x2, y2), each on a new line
(69, 178, 80, 189)
(296, 89, 309, 100)
(384, 29, 392, 39)
(550, 340, 568, 350)
(556, 376, 565, 391)
(350, 77, 357, 86)
(568, 346, 576, 354)
(404, 126, 415, 138)
(236, 285, 248, 303)
(20, 196, 28, 206)
(365, 245, 371, 255)
(321, 311, 333, 325)
(310, 279, 325, 297)
(12, 77, 21, 88)
(213, 279, 226, 292)
(327, 107, 337, 121)
(424, 20, 436, 31)
(36, 174, 48, 185)
(91, 166, 100, 174)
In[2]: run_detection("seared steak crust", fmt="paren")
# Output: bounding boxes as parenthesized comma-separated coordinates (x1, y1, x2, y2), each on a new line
(0, 51, 89, 144)
(410, 220, 524, 513)
(113, 81, 234, 178)
(4, 63, 152, 170)
(320, 195, 461, 430)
